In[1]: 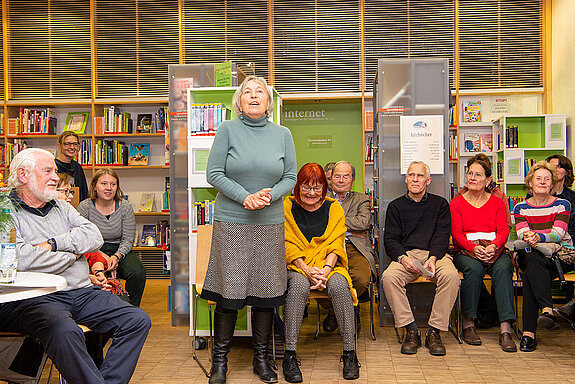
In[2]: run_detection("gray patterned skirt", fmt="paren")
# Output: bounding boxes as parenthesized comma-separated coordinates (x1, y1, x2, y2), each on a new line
(200, 220, 287, 310)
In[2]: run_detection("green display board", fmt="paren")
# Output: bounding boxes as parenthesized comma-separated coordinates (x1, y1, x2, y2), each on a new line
(282, 102, 364, 191)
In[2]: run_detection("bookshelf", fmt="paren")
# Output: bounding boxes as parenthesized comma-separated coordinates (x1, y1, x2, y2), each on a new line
(1, 97, 171, 279)
(493, 114, 566, 195)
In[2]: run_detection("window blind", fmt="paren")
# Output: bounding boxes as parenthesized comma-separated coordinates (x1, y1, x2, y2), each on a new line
(8, 0, 91, 99)
(273, 0, 360, 92)
(0, 7, 4, 100)
(365, 0, 454, 89)
(459, 0, 542, 88)
(96, 0, 179, 97)
(183, 0, 269, 82)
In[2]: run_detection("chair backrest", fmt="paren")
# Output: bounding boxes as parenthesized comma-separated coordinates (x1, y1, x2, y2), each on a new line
(195, 225, 213, 291)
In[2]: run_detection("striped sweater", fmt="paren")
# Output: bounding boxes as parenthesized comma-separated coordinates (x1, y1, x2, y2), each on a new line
(513, 197, 572, 245)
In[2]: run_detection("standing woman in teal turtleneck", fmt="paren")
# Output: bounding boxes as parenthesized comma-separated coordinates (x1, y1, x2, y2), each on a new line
(201, 76, 297, 384)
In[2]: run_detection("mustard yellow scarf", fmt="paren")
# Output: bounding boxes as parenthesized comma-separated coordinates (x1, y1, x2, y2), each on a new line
(284, 196, 358, 305)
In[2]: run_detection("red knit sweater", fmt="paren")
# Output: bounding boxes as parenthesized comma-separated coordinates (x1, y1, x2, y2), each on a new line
(450, 194, 509, 252)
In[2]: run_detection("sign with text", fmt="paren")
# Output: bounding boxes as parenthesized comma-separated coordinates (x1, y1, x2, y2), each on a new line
(400, 115, 444, 174)
(215, 61, 232, 87)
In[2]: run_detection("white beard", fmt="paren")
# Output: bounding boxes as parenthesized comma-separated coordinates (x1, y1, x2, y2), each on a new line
(29, 175, 58, 202)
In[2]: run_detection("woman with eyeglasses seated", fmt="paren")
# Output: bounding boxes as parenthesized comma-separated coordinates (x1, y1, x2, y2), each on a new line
(78, 168, 146, 307)
(450, 154, 515, 352)
(283, 163, 360, 382)
(513, 161, 574, 351)
(56, 131, 89, 201)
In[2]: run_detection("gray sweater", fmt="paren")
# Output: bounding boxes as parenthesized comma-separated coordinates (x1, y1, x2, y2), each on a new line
(10, 197, 103, 290)
(206, 115, 297, 225)
(78, 199, 136, 257)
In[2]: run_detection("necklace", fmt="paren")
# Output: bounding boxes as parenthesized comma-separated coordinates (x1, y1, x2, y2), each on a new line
(465, 192, 488, 207)
(530, 195, 552, 207)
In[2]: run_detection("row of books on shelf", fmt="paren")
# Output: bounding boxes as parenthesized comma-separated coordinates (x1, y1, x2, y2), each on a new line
(138, 178, 170, 212)
(463, 133, 492, 153)
(97, 107, 168, 135)
(191, 200, 215, 230)
(0, 139, 29, 166)
(140, 220, 170, 247)
(5, 108, 57, 135)
(508, 196, 525, 212)
(496, 158, 538, 180)
(364, 134, 373, 162)
(189, 103, 230, 135)
(496, 125, 518, 150)
(90, 140, 151, 166)
(449, 134, 458, 160)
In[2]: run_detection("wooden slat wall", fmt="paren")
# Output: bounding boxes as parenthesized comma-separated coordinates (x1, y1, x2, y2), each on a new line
(2, 0, 544, 97)
(8, 0, 91, 98)
(95, 0, 179, 97)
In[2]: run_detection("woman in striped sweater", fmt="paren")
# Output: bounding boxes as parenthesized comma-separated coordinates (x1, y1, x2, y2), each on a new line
(78, 168, 146, 307)
(514, 161, 573, 352)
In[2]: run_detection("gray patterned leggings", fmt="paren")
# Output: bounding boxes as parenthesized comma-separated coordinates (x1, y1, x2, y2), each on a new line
(285, 270, 355, 351)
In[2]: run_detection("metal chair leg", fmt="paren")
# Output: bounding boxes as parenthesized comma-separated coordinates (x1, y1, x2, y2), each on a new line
(369, 282, 376, 340)
(314, 301, 321, 340)
(192, 290, 209, 378)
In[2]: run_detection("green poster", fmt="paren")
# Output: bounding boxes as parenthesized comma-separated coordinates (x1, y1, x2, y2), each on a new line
(283, 102, 363, 191)
(215, 61, 232, 87)
(550, 123, 563, 140)
(194, 149, 210, 172)
(507, 158, 521, 176)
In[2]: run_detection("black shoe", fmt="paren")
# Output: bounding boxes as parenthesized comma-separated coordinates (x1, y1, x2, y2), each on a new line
(400, 329, 421, 355)
(537, 312, 560, 330)
(282, 351, 302, 383)
(323, 314, 338, 332)
(519, 335, 537, 352)
(209, 310, 237, 384)
(252, 310, 278, 383)
(425, 329, 446, 356)
(554, 299, 575, 323)
(340, 350, 360, 380)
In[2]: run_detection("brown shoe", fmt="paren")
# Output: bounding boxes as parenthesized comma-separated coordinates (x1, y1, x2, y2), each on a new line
(461, 326, 482, 345)
(498, 332, 517, 352)
(425, 329, 446, 356)
(400, 329, 421, 355)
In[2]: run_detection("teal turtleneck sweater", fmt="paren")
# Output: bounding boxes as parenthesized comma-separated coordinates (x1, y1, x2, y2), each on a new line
(206, 114, 297, 225)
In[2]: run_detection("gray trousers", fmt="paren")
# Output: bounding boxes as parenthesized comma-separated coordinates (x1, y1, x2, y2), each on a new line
(285, 271, 355, 351)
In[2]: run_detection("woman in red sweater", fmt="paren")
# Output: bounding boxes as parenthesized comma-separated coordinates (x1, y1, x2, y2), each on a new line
(450, 154, 515, 352)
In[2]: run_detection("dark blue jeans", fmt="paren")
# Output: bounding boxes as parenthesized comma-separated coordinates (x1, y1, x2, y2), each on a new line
(453, 252, 516, 323)
(0, 287, 151, 384)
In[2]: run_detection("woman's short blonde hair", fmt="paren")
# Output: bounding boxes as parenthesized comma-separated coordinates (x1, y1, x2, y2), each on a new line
(525, 160, 558, 195)
(89, 168, 124, 202)
(232, 75, 274, 117)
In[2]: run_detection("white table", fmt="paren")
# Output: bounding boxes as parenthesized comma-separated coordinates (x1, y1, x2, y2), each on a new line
(0, 272, 67, 303)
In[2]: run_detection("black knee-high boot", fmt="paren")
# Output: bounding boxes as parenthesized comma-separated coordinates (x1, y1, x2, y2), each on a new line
(251, 308, 278, 383)
(209, 308, 237, 384)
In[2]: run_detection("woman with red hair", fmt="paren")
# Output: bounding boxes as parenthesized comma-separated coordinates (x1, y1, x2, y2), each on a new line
(282, 163, 360, 382)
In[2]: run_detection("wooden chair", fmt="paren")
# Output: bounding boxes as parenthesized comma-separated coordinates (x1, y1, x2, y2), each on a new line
(192, 225, 217, 378)
(309, 276, 377, 341)
(393, 274, 464, 344)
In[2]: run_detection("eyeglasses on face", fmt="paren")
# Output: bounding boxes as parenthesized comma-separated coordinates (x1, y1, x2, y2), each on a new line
(56, 188, 75, 197)
(332, 174, 351, 181)
(62, 142, 79, 148)
(300, 184, 323, 193)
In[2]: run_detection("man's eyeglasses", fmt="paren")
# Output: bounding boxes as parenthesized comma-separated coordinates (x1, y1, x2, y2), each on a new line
(62, 142, 79, 148)
(56, 188, 75, 197)
(301, 185, 323, 193)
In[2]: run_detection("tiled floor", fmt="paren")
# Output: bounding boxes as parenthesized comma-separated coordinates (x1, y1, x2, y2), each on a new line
(40, 280, 575, 383)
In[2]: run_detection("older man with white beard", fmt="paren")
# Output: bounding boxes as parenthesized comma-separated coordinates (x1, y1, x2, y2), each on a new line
(0, 148, 151, 384)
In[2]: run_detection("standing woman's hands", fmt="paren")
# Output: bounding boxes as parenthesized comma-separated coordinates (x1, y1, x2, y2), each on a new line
(243, 188, 272, 210)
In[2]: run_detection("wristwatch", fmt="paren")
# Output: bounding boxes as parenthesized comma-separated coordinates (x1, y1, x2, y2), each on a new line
(397, 254, 406, 264)
(46, 238, 57, 252)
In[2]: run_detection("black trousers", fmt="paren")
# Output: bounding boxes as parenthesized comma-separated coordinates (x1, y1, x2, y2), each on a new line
(517, 248, 574, 333)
